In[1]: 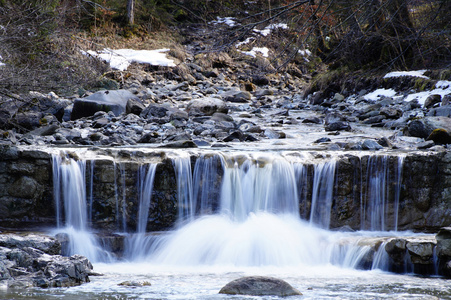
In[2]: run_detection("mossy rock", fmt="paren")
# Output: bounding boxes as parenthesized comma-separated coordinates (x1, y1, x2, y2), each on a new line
(426, 128, 451, 145)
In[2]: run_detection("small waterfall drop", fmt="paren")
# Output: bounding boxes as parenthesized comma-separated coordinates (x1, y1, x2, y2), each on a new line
(124, 163, 157, 260)
(173, 154, 195, 224)
(192, 154, 224, 215)
(361, 155, 404, 231)
(309, 160, 336, 229)
(393, 155, 404, 231)
(371, 241, 390, 271)
(52, 154, 112, 262)
(220, 155, 299, 220)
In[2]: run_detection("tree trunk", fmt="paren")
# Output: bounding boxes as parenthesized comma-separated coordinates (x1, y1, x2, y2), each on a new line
(127, 0, 135, 25)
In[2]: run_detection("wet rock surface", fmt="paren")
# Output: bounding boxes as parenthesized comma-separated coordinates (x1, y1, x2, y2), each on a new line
(219, 276, 302, 296)
(0, 233, 93, 288)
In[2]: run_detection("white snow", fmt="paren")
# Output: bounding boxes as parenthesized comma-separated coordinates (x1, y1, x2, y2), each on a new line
(383, 70, 429, 79)
(298, 49, 311, 56)
(254, 23, 288, 36)
(236, 37, 254, 48)
(404, 80, 451, 105)
(363, 88, 397, 101)
(0, 55, 4, 67)
(85, 48, 175, 71)
(211, 17, 237, 27)
(363, 79, 451, 105)
(240, 47, 269, 58)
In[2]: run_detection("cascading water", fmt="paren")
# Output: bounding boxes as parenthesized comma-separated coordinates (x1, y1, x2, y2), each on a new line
(220, 155, 299, 220)
(309, 160, 336, 229)
(172, 154, 195, 224)
(147, 153, 373, 268)
(51, 150, 425, 273)
(52, 154, 113, 262)
(192, 154, 224, 215)
(124, 163, 157, 260)
(43, 150, 449, 299)
(361, 155, 404, 231)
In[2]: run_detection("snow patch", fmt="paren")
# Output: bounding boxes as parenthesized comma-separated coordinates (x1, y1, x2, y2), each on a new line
(384, 70, 429, 79)
(363, 88, 397, 101)
(236, 37, 254, 48)
(211, 17, 238, 27)
(240, 47, 269, 58)
(254, 23, 288, 36)
(298, 49, 311, 56)
(0, 55, 4, 67)
(404, 80, 451, 105)
(84, 48, 175, 71)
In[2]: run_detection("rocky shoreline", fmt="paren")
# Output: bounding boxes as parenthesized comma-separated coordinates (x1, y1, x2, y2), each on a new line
(0, 233, 94, 288)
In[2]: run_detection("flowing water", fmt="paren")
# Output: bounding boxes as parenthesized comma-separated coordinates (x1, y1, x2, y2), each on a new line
(2, 150, 447, 299)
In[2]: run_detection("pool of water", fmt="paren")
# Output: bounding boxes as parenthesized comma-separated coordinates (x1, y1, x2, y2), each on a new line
(1, 263, 449, 299)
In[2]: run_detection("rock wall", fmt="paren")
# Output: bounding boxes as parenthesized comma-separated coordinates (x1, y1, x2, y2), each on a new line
(0, 145, 54, 229)
(0, 144, 450, 233)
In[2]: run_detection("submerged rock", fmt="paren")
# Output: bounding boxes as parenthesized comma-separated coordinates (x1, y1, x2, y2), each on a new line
(118, 280, 151, 287)
(219, 276, 302, 297)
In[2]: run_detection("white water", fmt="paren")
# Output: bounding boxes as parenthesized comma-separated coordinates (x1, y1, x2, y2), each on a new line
(309, 160, 336, 229)
(124, 163, 157, 260)
(52, 154, 113, 262)
(172, 154, 195, 223)
(361, 155, 404, 231)
(43, 150, 446, 299)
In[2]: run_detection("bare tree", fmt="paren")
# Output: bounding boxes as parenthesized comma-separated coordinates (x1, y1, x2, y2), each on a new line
(127, 0, 135, 25)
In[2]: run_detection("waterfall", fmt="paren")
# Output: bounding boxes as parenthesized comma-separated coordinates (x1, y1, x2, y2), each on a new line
(136, 164, 157, 234)
(372, 241, 390, 271)
(52, 154, 112, 262)
(50, 149, 418, 273)
(220, 155, 299, 220)
(393, 156, 404, 231)
(113, 162, 127, 232)
(149, 153, 342, 266)
(309, 160, 336, 229)
(192, 154, 224, 215)
(124, 163, 157, 260)
(361, 155, 404, 231)
(173, 154, 195, 224)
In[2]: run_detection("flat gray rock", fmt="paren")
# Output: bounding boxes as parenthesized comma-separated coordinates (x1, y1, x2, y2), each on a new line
(71, 90, 139, 120)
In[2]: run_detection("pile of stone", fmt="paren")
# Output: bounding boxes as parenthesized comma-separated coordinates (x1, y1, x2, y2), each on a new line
(0, 70, 450, 151)
(0, 233, 94, 288)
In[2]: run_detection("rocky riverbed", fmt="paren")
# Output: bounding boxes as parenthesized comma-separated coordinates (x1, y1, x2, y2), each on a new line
(0, 21, 450, 152)
(0, 22, 450, 290)
(1, 66, 450, 151)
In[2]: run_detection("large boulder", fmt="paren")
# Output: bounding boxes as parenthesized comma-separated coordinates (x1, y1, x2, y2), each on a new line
(71, 90, 139, 120)
(405, 116, 451, 139)
(325, 112, 351, 132)
(221, 90, 252, 103)
(219, 276, 302, 297)
(186, 97, 228, 116)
